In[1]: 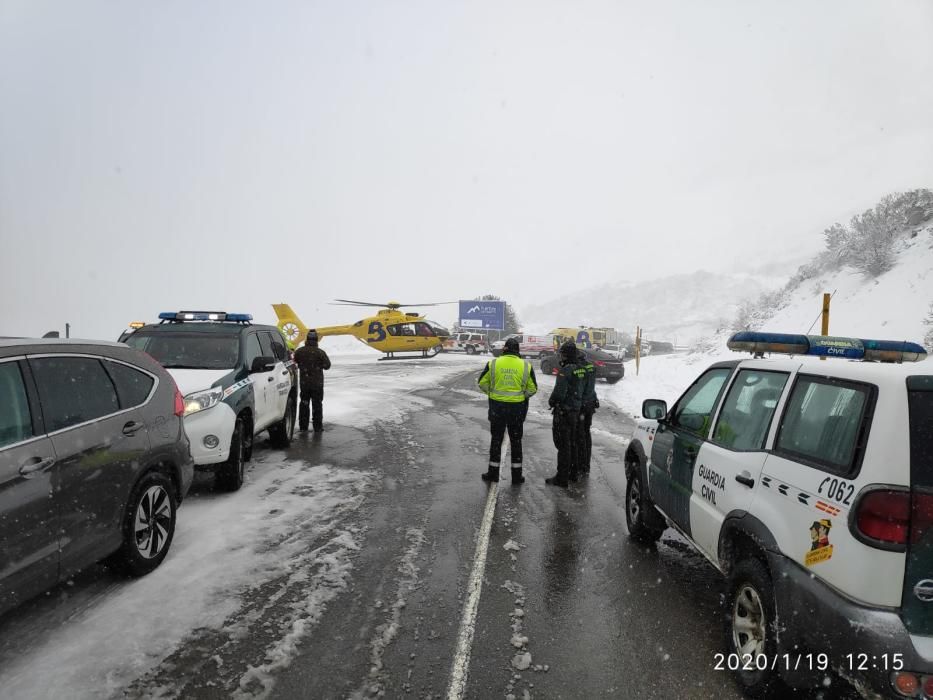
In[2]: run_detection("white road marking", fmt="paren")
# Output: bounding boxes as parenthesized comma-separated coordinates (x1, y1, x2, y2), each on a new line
(446, 457, 504, 699)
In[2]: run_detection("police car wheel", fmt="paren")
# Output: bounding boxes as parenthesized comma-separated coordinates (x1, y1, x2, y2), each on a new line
(465, 345, 475, 355)
(114, 471, 177, 576)
(217, 418, 246, 492)
(727, 558, 779, 697)
(625, 470, 663, 543)
(270, 396, 295, 448)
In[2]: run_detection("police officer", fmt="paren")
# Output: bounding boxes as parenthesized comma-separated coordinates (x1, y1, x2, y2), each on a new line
(577, 349, 598, 477)
(294, 330, 331, 432)
(478, 337, 537, 484)
(546, 341, 585, 487)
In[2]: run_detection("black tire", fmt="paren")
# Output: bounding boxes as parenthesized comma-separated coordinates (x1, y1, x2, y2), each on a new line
(217, 417, 246, 492)
(625, 468, 664, 543)
(726, 558, 780, 698)
(465, 345, 476, 355)
(540, 357, 556, 376)
(269, 396, 296, 448)
(115, 471, 177, 576)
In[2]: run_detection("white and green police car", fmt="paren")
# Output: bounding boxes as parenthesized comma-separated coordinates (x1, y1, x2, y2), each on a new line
(623, 332, 932, 699)
(123, 312, 298, 491)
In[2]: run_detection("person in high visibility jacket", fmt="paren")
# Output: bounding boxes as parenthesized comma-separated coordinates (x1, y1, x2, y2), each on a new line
(477, 337, 538, 484)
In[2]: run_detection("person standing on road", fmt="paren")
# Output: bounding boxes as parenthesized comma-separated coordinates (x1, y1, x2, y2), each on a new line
(546, 341, 585, 487)
(478, 337, 538, 484)
(294, 330, 331, 432)
(577, 350, 598, 477)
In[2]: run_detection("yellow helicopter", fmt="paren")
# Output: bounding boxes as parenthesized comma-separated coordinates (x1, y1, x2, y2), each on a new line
(272, 300, 454, 359)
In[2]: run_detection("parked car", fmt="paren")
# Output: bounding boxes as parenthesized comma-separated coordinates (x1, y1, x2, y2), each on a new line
(122, 311, 298, 491)
(540, 346, 624, 384)
(490, 334, 555, 358)
(623, 331, 932, 698)
(0, 338, 193, 617)
(447, 332, 489, 354)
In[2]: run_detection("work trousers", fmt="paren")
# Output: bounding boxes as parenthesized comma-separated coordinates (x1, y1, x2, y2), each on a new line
(488, 400, 527, 464)
(578, 408, 594, 473)
(299, 384, 324, 430)
(552, 408, 579, 480)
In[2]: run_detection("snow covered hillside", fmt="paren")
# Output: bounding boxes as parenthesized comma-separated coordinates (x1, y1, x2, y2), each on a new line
(519, 265, 793, 346)
(607, 202, 933, 417)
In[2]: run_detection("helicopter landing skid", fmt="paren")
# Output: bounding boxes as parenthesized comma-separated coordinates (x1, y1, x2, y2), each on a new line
(378, 345, 444, 361)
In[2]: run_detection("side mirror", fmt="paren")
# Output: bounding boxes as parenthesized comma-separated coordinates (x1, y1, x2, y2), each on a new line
(250, 356, 276, 374)
(642, 399, 667, 420)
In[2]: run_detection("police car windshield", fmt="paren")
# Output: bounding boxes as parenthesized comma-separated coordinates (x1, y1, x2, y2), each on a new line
(125, 332, 240, 370)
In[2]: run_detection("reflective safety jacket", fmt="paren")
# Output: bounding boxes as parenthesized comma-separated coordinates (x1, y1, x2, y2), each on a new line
(478, 353, 538, 403)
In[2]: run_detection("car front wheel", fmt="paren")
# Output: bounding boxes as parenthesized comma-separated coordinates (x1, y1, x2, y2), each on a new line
(269, 396, 295, 448)
(625, 468, 664, 543)
(217, 417, 246, 492)
(115, 471, 177, 576)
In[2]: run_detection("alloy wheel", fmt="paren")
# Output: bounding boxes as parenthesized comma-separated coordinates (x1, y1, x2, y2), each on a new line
(732, 584, 767, 657)
(134, 485, 172, 559)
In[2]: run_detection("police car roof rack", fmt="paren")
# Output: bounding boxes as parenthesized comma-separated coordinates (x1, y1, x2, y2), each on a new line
(727, 331, 927, 364)
(158, 311, 253, 324)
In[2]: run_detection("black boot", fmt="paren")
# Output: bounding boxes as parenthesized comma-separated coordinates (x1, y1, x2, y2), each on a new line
(511, 466, 525, 484)
(545, 475, 568, 487)
(481, 464, 500, 482)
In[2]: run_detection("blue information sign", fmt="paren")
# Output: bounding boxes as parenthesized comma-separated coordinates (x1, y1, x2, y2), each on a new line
(459, 300, 505, 330)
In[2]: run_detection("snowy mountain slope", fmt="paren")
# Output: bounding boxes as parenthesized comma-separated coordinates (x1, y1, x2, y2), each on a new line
(607, 233, 933, 417)
(519, 267, 792, 345)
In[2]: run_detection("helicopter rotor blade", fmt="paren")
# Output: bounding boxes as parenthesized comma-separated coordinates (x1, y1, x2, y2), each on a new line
(330, 299, 386, 307)
(390, 302, 458, 307)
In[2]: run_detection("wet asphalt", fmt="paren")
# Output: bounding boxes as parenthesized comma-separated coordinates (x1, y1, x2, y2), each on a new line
(270, 364, 747, 700)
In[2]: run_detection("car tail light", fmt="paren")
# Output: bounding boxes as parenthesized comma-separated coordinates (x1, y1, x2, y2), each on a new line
(855, 489, 911, 546)
(171, 381, 185, 417)
(892, 671, 919, 696)
(594, 360, 605, 367)
(923, 674, 933, 697)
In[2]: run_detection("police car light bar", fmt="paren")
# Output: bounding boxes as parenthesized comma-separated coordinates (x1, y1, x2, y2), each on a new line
(727, 331, 927, 363)
(158, 311, 253, 323)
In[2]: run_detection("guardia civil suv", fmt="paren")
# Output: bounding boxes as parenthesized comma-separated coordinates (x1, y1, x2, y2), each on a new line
(124, 312, 297, 491)
(623, 332, 932, 699)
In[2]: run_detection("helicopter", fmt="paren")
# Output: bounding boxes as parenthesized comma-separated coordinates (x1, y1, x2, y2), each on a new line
(272, 300, 454, 359)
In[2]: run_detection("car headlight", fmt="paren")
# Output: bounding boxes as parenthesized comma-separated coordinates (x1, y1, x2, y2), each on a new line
(183, 387, 224, 416)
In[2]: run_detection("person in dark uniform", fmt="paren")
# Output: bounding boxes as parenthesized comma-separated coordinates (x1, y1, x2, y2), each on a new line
(577, 350, 598, 477)
(294, 330, 331, 432)
(546, 341, 585, 487)
(478, 337, 537, 484)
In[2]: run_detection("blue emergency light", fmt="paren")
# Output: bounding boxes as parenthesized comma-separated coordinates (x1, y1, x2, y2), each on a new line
(158, 311, 253, 323)
(728, 332, 927, 363)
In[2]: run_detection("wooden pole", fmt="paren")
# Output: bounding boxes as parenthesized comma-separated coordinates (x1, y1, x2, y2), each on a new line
(635, 326, 641, 376)
(820, 293, 830, 360)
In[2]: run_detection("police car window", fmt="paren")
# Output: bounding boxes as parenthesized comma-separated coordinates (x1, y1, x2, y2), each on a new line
(125, 332, 239, 370)
(30, 357, 120, 432)
(105, 361, 155, 409)
(268, 333, 288, 361)
(672, 368, 731, 436)
(712, 370, 789, 451)
(0, 361, 33, 449)
(244, 334, 264, 367)
(775, 376, 871, 475)
(257, 332, 275, 359)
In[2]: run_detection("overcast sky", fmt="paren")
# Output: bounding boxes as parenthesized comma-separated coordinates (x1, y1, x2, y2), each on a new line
(2, 0, 932, 339)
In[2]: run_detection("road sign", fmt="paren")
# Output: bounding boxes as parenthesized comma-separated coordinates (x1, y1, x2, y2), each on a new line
(459, 300, 505, 330)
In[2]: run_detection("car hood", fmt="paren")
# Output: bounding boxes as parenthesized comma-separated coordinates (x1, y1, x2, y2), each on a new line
(167, 368, 234, 396)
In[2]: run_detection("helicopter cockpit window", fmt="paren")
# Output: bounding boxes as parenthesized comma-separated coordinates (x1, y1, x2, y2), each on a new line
(387, 323, 417, 336)
(415, 323, 435, 337)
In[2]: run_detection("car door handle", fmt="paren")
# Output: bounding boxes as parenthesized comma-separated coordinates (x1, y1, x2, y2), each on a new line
(735, 474, 755, 488)
(20, 457, 55, 476)
(122, 420, 145, 436)
(281, 371, 289, 376)
(267, 376, 275, 382)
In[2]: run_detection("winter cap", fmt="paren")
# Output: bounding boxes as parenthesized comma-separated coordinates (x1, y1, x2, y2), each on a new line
(559, 340, 577, 359)
(504, 337, 520, 354)
(307, 330, 319, 346)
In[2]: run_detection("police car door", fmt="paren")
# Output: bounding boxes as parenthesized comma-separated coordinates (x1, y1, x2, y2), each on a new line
(259, 331, 288, 419)
(243, 333, 275, 431)
(690, 366, 790, 561)
(649, 366, 733, 537)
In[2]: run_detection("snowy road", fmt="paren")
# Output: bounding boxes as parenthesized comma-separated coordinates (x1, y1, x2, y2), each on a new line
(0, 354, 850, 699)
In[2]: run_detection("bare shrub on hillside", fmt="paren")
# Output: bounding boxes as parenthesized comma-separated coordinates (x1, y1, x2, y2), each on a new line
(822, 189, 933, 278)
(924, 303, 933, 353)
(731, 288, 790, 332)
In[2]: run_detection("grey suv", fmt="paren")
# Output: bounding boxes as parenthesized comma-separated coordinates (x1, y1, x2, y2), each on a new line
(0, 339, 194, 616)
